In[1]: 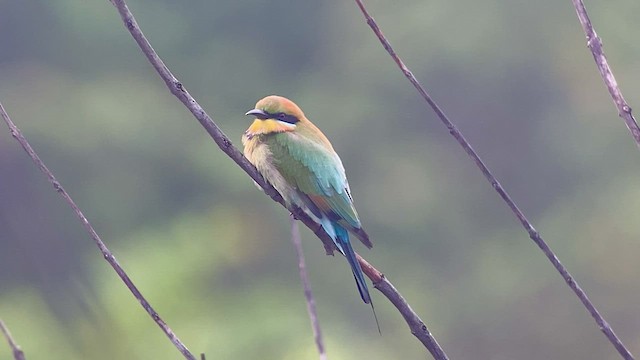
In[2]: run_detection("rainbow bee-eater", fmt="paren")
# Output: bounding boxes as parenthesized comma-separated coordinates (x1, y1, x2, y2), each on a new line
(242, 95, 373, 305)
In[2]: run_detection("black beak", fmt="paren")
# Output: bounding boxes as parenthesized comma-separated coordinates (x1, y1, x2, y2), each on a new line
(245, 109, 268, 119)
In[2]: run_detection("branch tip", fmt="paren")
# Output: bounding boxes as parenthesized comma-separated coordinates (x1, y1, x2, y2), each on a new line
(0, 320, 26, 360)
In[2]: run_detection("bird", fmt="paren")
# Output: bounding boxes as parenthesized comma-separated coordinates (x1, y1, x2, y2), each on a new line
(242, 95, 374, 306)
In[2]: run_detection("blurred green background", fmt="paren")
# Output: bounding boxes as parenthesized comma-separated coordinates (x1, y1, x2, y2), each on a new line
(1, 0, 640, 359)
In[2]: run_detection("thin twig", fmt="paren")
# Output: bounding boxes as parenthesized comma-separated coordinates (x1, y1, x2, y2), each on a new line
(290, 215, 327, 360)
(353, 0, 634, 359)
(108, 1, 448, 358)
(0, 320, 26, 360)
(570, 0, 640, 149)
(0, 103, 197, 360)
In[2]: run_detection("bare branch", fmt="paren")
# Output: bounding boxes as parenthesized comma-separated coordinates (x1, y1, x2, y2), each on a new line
(290, 215, 327, 360)
(357, 255, 449, 360)
(0, 320, 25, 360)
(108, 0, 447, 357)
(353, 0, 634, 359)
(570, 0, 640, 149)
(110, 0, 337, 256)
(0, 103, 197, 360)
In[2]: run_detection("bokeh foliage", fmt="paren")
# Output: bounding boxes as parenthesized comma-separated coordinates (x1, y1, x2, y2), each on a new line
(1, 0, 640, 359)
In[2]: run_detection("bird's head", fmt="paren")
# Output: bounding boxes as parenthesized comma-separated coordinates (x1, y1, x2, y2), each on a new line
(244, 95, 305, 137)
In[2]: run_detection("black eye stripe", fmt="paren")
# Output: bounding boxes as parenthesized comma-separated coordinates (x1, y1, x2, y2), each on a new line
(263, 111, 299, 124)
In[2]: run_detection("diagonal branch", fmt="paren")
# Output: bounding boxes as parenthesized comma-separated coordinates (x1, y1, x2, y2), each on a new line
(353, 0, 634, 359)
(570, 0, 640, 149)
(0, 103, 197, 360)
(108, 1, 449, 358)
(357, 255, 449, 359)
(110, 0, 337, 257)
(0, 319, 26, 360)
(290, 215, 327, 360)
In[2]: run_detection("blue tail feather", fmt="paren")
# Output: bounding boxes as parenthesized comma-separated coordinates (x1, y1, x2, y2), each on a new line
(333, 222, 371, 304)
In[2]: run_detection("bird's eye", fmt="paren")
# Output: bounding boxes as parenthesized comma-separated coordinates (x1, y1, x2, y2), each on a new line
(278, 113, 286, 120)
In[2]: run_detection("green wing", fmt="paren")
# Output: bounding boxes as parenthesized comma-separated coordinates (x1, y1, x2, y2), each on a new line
(267, 133, 361, 229)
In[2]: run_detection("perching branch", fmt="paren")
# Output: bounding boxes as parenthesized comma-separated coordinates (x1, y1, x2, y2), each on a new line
(570, 0, 640, 149)
(357, 255, 449, 359)
(0, 319, 25, 360)
(109, 1, 449, 358)
(0, 103, 197, 360)
(353, 0, 634, 359)
(110, 0, 338, 256)
(290, 215, 327, 360)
